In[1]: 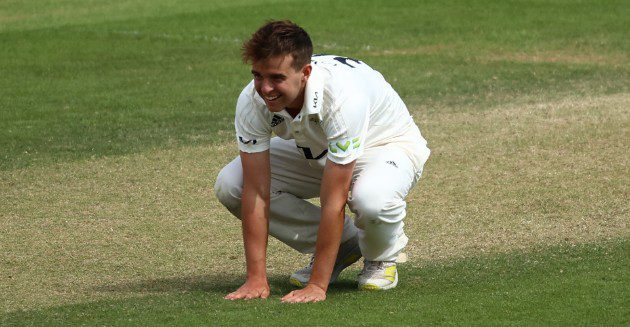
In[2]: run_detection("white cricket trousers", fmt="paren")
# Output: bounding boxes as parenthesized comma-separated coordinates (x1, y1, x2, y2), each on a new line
(214, 137, 425, 261)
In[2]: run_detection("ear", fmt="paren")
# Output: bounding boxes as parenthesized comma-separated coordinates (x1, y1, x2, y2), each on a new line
(301, 64, 312, 82)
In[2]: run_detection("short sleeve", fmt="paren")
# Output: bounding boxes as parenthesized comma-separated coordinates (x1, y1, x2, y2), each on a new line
(322, 92, 369, 165)
(234, 84, 271, 153)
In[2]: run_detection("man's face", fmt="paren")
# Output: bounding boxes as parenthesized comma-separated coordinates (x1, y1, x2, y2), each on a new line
(251, 54, 311, 112)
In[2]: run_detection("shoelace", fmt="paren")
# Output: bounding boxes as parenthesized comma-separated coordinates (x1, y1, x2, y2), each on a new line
(359, 261, 392, 278)
(364, 261, 386, 271)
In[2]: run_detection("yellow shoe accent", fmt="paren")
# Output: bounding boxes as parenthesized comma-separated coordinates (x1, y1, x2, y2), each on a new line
(358, 261, 398, 291)
(384, 265, 397, 282)
(359, 283, 382, 291)
(289, 277, 304, 288)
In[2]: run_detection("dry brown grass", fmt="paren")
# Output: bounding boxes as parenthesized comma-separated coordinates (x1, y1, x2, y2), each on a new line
(407, 93, 629, 262)
(1, 93, 628, 312)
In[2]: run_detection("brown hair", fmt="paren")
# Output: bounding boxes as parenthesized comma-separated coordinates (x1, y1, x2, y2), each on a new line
(242, 20, 313, 71)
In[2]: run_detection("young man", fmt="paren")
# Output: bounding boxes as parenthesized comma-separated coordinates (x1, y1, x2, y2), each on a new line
(215, 20, 430, 303)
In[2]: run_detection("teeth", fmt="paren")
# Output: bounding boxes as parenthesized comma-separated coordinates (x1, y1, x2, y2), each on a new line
(265, 95, 280, 101)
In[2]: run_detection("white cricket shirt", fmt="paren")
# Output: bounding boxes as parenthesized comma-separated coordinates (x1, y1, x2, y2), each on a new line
(235, 55, 430, 170)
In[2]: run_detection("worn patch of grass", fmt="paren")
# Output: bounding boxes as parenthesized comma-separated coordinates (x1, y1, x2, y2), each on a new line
(406, 93, 629, 260)
(2, 93, 628, 313)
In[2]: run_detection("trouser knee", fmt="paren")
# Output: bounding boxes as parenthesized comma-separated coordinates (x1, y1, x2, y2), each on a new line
(348, 186, 407, 239)
(214, 160, 243, 217)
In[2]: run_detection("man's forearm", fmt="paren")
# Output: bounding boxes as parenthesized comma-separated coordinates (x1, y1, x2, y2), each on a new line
(241, 185, 269, 280)
(239, 151, 271, 281)
(307, 159, 356, 291)
(308, 204, 345, 291)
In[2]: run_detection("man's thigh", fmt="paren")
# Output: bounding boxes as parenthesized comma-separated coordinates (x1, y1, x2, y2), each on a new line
(269, 137, 324, 199)
(349, 145, 422, 223)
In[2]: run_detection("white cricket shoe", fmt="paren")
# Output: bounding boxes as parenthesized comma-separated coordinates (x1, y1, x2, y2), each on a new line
(289, 237, 362, 287)
(358, 260, 398, 291)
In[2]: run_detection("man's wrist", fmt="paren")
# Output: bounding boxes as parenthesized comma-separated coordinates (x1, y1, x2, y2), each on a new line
(246, 272, 268, 283)
(307, 280, 328, 292)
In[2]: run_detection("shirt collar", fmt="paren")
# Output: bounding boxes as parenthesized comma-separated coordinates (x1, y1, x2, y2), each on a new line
(300, 64, 324, 116)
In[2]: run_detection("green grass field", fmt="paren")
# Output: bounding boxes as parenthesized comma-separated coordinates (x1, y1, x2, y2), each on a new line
(1, 0, 628, 325)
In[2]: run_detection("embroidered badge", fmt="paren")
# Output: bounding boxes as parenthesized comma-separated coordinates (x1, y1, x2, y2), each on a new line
(328, 137, 361, 154)
(270, 114, 285, 127)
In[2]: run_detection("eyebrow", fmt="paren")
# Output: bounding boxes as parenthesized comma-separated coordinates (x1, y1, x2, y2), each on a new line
(270, 73, 286, 79)
(250, 70, 286, 79)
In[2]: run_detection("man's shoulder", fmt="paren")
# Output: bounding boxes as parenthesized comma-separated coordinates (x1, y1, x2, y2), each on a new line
(312, 55, 385, 108)
(237, 80, 255, 100)
(237, 80, 266, 110)
(313, 55, 382, 89)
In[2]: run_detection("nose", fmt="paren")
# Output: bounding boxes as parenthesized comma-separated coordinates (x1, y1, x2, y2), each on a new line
(260, 79, 274, 94)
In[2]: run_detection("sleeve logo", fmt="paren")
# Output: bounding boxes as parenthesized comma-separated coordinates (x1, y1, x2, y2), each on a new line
(239, 136, 257, 145)
(328, 137, 361, 154)
(313, 91, 319, 109)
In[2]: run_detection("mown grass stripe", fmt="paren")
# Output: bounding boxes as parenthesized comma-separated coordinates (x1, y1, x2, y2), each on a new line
(2, 240, 627, 326)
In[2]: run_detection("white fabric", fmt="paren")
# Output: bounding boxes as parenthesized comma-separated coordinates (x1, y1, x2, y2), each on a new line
(215, 137, 358, 253)
(235, 55, 430, 170)
(215, 137, 424, 261)
(221, 55, 430, 261)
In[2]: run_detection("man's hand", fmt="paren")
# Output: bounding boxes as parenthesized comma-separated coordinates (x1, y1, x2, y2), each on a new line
(281, 284, 326, 303)
(224, 278, 270, 300)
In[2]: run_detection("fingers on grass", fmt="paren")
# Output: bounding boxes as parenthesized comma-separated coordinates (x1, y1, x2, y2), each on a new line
(280, 291, 295, 302)
(225, 288, 269, 300)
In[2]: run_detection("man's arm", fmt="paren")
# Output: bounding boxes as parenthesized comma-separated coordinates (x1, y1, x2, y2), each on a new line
(281, 159, 355, 303)
(224, 150, 271, 300)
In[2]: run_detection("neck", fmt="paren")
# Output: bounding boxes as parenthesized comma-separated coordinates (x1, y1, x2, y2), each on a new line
(285, 106, 301, 118)
(286, 88, 305, 118)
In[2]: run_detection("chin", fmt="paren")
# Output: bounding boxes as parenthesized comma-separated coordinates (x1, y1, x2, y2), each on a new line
(267, 104, 284, 112)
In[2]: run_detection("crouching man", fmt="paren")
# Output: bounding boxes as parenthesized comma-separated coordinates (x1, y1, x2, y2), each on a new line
(215, 20, 430, 303)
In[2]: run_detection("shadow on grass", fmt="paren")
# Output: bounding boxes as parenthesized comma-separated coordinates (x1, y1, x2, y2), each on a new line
(91, 272, 359, 297)
(92, 273, 244, 295)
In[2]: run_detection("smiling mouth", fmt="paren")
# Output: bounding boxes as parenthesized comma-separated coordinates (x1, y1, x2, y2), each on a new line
(264, 94, 280, 101)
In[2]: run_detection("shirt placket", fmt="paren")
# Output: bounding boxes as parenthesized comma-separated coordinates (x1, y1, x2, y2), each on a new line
(291, 115, 306, 144)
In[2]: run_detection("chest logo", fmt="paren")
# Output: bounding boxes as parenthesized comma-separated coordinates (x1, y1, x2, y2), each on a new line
(271, 114, 285, 127)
